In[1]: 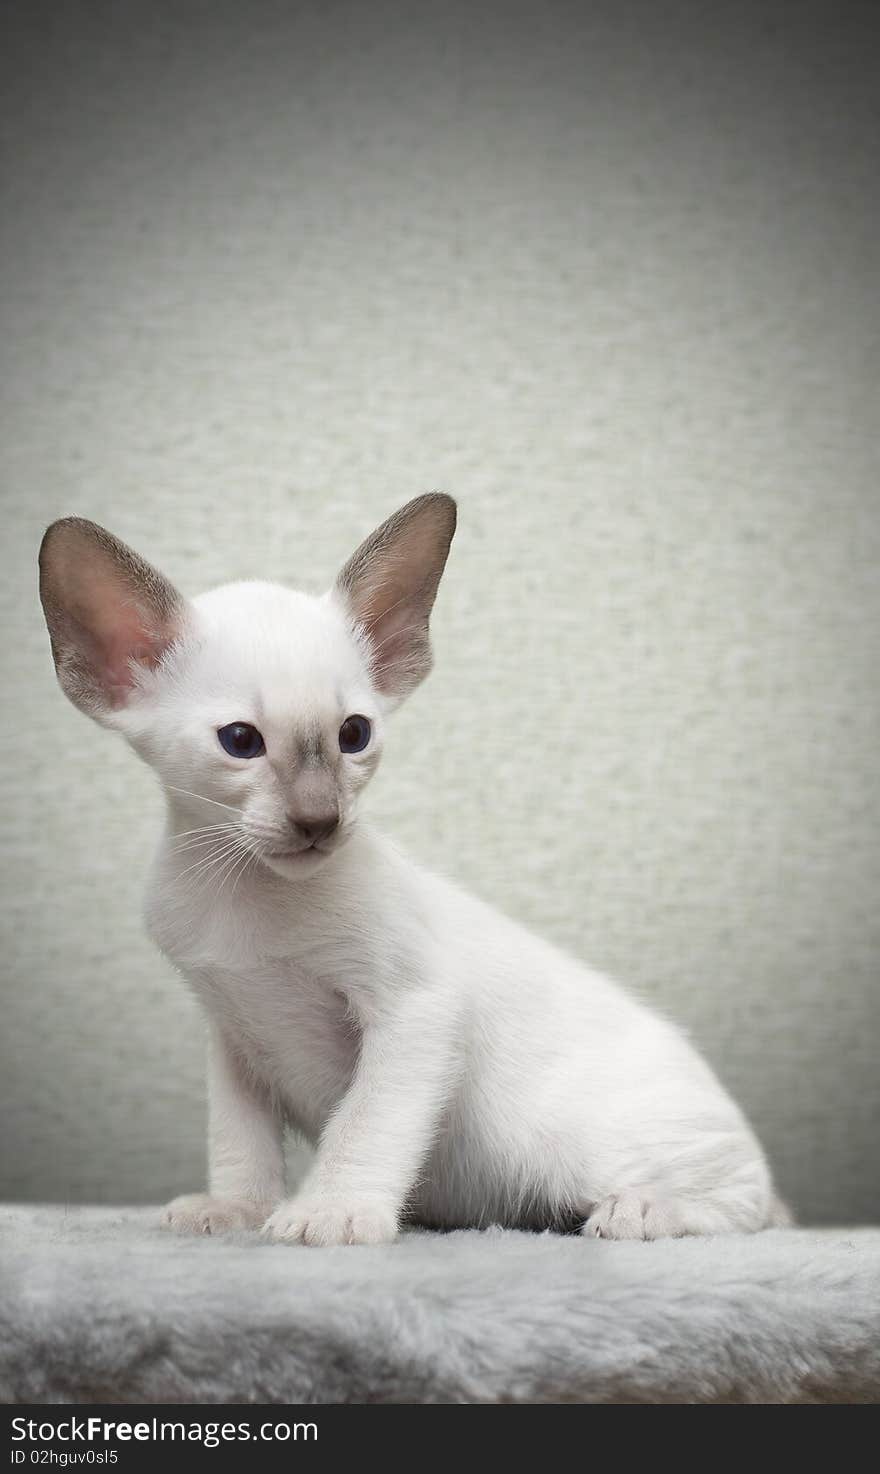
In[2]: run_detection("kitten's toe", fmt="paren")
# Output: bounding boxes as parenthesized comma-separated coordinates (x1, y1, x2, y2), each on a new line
(263, 1195, 398, 1247)
(583, 1188, 685, 1241)
(162, 1193, 265, 1235)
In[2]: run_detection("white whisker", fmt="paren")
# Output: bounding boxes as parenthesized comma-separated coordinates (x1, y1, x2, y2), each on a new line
(169, 824, 240, 855)
(173, 837, 245, 887)
(210, 840, 257, 903)
(164, 784, 241, 815)
(171, 822, 238, 841)
(228, 844, 261, 901)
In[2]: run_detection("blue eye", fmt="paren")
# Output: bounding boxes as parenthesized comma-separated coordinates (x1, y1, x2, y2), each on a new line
(217, 722, 265, 759)
(339, 715, 371, 753)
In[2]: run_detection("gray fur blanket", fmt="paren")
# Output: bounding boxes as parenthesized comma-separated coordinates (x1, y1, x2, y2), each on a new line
(1, 1206, 878, 1403)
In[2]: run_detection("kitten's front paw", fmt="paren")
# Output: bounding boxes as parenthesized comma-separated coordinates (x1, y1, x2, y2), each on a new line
(262, 1194, 398, 1247)
(162, 1193, 266, 1236)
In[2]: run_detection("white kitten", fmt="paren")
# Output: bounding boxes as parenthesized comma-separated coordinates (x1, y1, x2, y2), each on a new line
(39, 496, 787, 1244)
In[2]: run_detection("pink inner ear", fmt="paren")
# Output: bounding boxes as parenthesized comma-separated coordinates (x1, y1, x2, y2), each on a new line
(103, 626, 169, 706)
(80, 578, 173, 708)
(363, 597, 420, 691)
(41, 517, 184, 716)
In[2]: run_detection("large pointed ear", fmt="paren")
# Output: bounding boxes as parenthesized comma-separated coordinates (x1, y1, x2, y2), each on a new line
(334, 493, 457, 703)
(39, 518, 187, 718)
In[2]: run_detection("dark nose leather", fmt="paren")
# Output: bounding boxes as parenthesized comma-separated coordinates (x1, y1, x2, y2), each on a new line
(289, 812, 339, 847)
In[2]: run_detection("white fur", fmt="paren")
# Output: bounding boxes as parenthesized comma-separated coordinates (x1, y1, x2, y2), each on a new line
(43, 507, 783, 1245)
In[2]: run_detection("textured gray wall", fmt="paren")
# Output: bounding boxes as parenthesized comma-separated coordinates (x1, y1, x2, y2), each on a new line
(1, 0, 878, 1223)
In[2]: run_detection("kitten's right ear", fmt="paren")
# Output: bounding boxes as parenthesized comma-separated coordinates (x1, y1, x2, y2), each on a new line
(39, 518, 186, 719)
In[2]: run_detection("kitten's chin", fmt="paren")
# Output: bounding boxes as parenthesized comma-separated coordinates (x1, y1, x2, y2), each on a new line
(261, 846, 337, 880)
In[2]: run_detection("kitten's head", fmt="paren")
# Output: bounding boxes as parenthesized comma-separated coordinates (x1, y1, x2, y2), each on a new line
(39, 494, 456, 878)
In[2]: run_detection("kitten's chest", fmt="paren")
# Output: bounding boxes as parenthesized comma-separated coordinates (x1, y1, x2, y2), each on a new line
(145, 865, 365, 1136)
(193, 956, 360, 1138)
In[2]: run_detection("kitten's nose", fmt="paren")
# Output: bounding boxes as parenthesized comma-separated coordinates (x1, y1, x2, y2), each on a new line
(289, 810, 339, 847)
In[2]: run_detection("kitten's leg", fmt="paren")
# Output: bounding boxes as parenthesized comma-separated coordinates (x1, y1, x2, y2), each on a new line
(163, 1021, 285, 1235)
(264, 987, 454, 1247)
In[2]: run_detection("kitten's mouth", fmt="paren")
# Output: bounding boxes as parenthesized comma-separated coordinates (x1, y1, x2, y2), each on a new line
(262, 842, 334, 871)
(260, 826, 349, 873)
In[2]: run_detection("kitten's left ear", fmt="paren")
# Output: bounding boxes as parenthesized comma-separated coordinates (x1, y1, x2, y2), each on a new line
(39, 517, 187, 719)
(334, 493, 457, 704)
